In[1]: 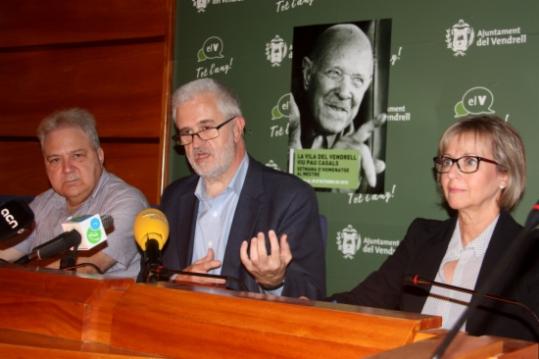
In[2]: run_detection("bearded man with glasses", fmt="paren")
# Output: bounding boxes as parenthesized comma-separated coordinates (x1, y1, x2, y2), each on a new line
(159, 78, 325, 299)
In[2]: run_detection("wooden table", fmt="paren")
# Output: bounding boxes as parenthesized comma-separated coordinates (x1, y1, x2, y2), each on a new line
(0, 264, 535, 358)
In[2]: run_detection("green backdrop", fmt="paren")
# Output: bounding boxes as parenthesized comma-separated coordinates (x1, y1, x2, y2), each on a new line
(170, 0, 539, 295)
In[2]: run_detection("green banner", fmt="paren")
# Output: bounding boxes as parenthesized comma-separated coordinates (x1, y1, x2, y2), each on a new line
(171, 0, 539, 295)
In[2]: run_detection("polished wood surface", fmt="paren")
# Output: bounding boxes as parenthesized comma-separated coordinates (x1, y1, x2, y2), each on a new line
(0, 265, 535, 358)
(371, 330, 538, 358)
(0, 43, 165, 138)
(0, 141, 48, 195)
(0, 329, 159, 359)
(0, 266, 132, 342)
(0, 0, 168, 48)
(102, 142, 161, 202)
(111, 283, 440, 358)
(0, 265, 438, 358)
(0, 0, 174, 203)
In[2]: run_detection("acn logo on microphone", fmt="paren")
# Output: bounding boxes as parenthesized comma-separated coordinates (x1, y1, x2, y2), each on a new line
(1, 208, 19, 229)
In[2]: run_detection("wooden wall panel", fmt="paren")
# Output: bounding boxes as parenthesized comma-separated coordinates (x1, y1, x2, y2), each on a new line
(0, 142, 48, 195)
(0, 0, 173, 204)
(0, 0, 168, 48)
(101, 143, 160, 203)
(0, 141, 160, 202)
(0, 42, 165, 138)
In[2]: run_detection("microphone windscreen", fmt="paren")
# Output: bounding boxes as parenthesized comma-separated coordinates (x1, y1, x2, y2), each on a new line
(0, 200, 34, 242)
(34, 230, 82, 260)
(133, 208, 169, 250)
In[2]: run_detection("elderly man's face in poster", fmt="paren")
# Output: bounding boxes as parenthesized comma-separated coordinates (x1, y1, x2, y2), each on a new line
(302, 41, 373, 135)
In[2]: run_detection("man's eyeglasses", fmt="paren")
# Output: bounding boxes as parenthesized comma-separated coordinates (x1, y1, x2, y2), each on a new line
(433, 155, 503, 174)
(172, 116, 236, 146)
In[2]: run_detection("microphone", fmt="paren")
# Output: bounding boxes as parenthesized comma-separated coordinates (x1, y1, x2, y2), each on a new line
(132, 209, 247, 290)
(133, 208, 169, 282)
(405, 274, 539, 324)
(59, 214, 114, 270)
(62, 214, 113, 250)
(0, 200, 34, 242)
(15, 214, 114, 265)
(525, 200, 539, 229)
(17, 230, 82, 263)
(432, 201, 539, 358)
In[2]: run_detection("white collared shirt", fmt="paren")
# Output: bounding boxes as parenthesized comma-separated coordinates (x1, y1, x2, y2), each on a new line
(421, 215, 499, 330)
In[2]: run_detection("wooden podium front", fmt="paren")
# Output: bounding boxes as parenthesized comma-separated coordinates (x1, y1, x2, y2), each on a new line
(0, 265, 535, 358)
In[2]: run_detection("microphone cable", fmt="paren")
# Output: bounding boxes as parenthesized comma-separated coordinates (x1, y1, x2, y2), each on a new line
(407, 274, 539, 326)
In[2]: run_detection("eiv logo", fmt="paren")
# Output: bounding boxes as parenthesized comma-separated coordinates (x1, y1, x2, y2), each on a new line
(198, 36, 224, 62)
(337, 225, 361, 260)
(454, 86, 495, 118)
(195, 36, 234, 78)
(265, 35, 292, 67)
(271, 93, 292, 121)
(269, 93, 292, 138)
(446, 19, 475, 56)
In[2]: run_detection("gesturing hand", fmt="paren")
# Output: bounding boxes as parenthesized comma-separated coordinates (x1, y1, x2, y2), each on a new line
(240, 230, 293, 289)
(172, 248, 225, 285)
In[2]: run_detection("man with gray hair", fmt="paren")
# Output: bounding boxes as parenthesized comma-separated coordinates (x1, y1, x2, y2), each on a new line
(0, 108, 148, 277)
(289, 23, 386, 188)
(162, 78, 325, 299)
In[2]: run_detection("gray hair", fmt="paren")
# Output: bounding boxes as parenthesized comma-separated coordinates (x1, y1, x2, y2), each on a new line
(437, 115, 526, 211)
(171, 78, 242, 120)
(37, 108, 101, 150)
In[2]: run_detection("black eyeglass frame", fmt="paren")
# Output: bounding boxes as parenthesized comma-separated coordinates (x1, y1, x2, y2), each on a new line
(433, 155, 503, 174)
(171, 116, 237, 146)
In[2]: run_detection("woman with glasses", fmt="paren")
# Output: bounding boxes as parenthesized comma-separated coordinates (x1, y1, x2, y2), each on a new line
(328, 115, 538, 341)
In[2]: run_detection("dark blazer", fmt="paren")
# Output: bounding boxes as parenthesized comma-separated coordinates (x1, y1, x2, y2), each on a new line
(161, 157, 326, 299)
(329, 211, 539, 341)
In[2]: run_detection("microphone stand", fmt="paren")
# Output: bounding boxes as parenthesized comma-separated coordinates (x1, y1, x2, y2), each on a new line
(59, 245, 79, 271)
(409, 275, 539, 326)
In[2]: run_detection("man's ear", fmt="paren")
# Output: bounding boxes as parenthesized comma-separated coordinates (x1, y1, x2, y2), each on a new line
(302, 56, 313, 91)
(233, 116, 246, 142)
(97, 147, 105, 166)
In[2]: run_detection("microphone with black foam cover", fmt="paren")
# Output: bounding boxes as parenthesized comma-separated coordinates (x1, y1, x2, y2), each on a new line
(133, 208, 169, 282)
(14, 214, 114, 265)
(20, 230, 82, 263)
(0, 200, 34, 242)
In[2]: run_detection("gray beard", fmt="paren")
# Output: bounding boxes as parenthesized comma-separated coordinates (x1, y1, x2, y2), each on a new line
(190, 140, 236, 182)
